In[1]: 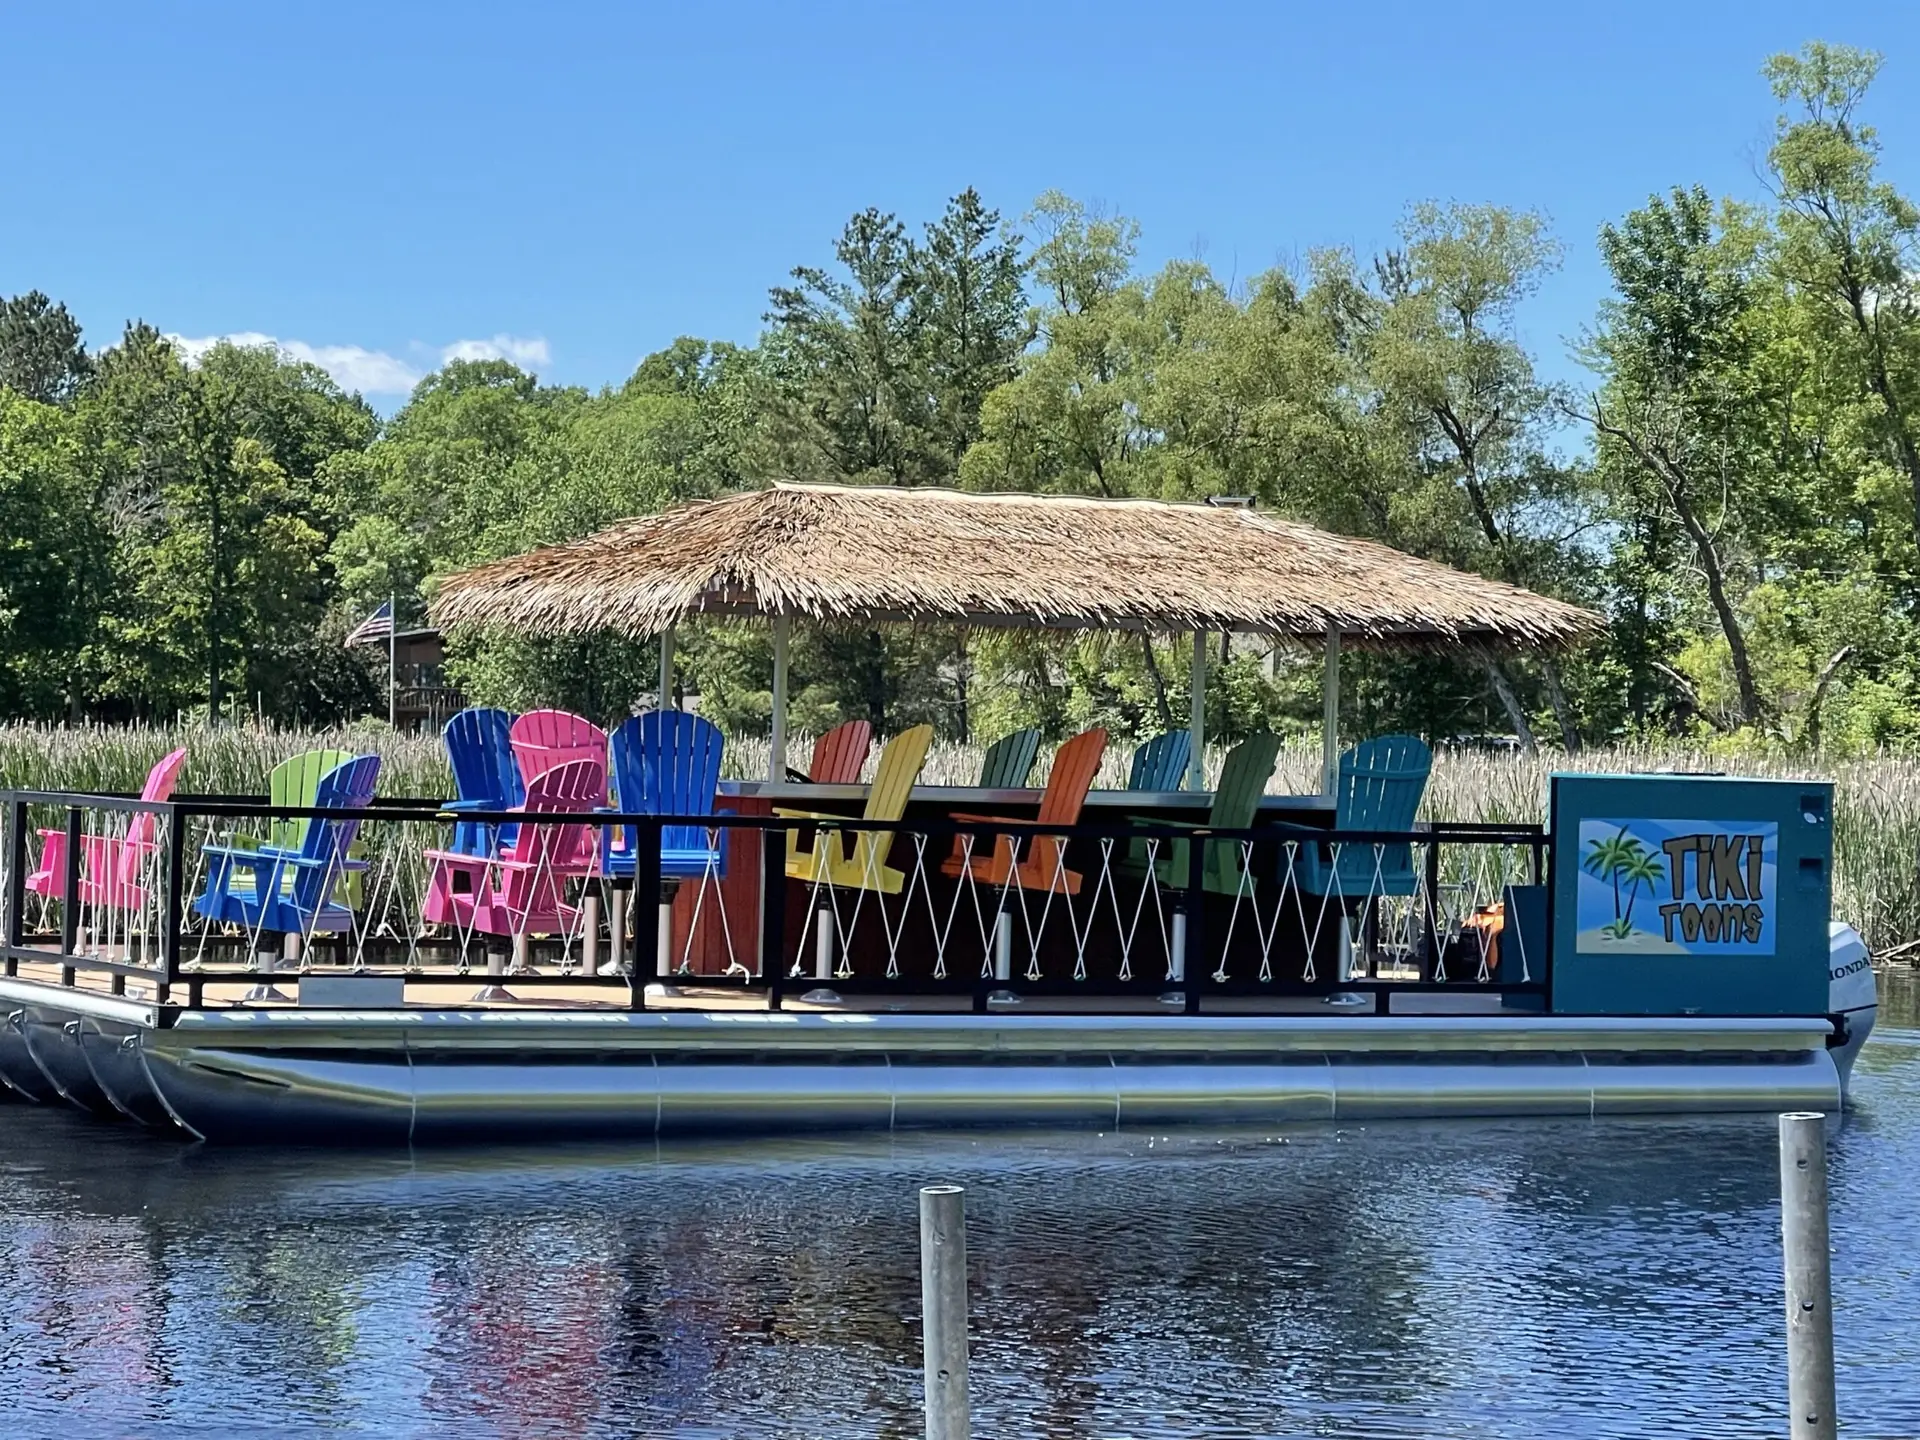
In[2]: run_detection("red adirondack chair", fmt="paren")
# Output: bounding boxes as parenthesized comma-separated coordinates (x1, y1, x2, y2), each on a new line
(422, 758, 606, 937)
(27, 747, 189, 912)
(795, 720, 872, 784)
(509, 710, 609, 793)
(941, 728, 1108, 896)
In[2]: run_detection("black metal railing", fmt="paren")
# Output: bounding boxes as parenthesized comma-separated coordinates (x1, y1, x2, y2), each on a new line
(0, 788, 1548, 1019)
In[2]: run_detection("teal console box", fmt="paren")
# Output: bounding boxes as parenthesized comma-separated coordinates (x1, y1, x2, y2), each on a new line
(1548, 773, 1833, 1016)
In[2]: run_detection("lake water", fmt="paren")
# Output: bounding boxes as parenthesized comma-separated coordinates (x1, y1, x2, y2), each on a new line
(2, 978, 1917, 1439)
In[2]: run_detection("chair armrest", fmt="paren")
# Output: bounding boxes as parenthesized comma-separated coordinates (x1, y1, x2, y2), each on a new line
(423, 847, 489, 866)
(200, 843, 274, 862)
(772, 806, 856, 822)
(1121, 813, 1204, 832)
(947, 811, 1046, 829)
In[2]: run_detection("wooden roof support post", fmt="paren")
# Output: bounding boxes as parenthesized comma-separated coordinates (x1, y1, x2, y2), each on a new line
(770, 613, 790, 782)
(1189, 630, 1206, 791)
(1322, 629, 1341, 797)
(659, 624, 676, 712)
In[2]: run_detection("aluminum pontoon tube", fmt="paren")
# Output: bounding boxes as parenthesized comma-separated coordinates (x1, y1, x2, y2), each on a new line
(127, 1011, 1843, 1146)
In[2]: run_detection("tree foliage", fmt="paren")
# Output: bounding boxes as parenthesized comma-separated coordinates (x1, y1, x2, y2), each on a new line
(9, 57, 1920, 756)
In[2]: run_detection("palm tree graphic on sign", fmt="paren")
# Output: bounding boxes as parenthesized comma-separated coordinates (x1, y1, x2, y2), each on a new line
(1582, 827, 1666, 940)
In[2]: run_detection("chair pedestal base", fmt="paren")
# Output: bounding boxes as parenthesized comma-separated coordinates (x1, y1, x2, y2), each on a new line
(244, 942, 288, 1003)
(473, 946, 515, 1002)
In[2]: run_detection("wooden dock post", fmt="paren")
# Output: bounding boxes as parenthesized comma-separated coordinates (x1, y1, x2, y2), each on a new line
(919, 1184, 970, 1440)
(1779, 1112, 1837, 1440)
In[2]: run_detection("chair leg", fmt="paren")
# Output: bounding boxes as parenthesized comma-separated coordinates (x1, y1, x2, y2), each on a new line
(1163, 897, 1187, 1005)
(242, 934, 291, 1003)
(581, 893, 600, 976)
(986, 901, 1019, 1006)
(799, 888, 842, 1005)
(602, 888, 629, 976)
(658, 894, 675, 979)
(473, 942, 515, 1002)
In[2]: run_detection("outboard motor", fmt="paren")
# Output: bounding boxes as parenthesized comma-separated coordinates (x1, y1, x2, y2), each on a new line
(1829, 921, 1877, 1093)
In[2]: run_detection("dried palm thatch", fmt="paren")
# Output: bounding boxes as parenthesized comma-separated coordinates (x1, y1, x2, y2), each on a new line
(432, 484, 1603, 652)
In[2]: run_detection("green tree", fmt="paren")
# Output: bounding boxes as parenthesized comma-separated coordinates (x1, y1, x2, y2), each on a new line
(1765, 43, 1920, 558)
(1577, 187, 1776, 728)
(0, 291, 93, 405)
(0, 391, 104, 715)
(907, 188, 1032, 473)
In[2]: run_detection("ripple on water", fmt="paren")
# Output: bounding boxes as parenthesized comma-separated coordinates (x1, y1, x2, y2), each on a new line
(0, 984, 1918, 1437)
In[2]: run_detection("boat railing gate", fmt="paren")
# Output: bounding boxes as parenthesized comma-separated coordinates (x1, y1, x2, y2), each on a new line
(0, 789, 1549, 1018)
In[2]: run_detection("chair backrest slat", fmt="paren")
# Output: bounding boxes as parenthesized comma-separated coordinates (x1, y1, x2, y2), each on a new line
(863, 725, 934, 823)
(808, 720, 872, 785)
(1207, 733, 1282, 830)
(510, 710, 608, 794)
(977, 728, 1041, 790)
(289, 755, 382, 914)
(611, 712, 725, 854)
(1035, 728, 1108, 828)
(445, 707, 520, 805)
(269, 749, 358, 851)
(1335, 733, 1432, 831)
(505, 757, 607, 879)
(114, 747, 190, 892)
(1126, 731, 1192, 791)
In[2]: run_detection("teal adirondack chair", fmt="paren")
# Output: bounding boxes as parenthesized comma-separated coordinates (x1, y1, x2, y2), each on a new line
(1116, 732, 1281, 896)
(1126, 731, 1192, 791)
(976, 727, 1041, 789)
(1285, 734, 1432, 897)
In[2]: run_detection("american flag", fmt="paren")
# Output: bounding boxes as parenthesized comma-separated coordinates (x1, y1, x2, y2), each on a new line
(344, 600, 394, 647)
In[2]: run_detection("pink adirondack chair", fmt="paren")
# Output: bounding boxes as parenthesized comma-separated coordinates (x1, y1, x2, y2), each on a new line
(509, 710, 609, 793)
(27, 747, 189, 912)
(422, 758, 605, 937)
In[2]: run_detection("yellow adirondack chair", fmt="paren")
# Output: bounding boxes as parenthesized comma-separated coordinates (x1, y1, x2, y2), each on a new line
(777, 724, 934, 895)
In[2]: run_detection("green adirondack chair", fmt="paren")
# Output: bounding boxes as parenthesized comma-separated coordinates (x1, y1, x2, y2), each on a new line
(976, 727, 1041, 789)
(1116, 732, 1282, 896)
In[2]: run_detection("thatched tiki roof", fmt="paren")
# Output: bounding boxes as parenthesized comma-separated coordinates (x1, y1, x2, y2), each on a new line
(431, 483, 1602, 652)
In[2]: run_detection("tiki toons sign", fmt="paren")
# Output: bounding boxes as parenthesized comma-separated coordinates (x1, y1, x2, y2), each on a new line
(1576, 819, 1778, 956)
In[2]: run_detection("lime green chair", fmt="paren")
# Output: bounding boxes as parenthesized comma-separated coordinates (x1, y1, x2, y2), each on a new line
(234, 749, 365, 907)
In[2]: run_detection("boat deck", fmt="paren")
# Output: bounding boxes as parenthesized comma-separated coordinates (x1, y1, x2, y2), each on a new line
(2, 950, 1525, 1016)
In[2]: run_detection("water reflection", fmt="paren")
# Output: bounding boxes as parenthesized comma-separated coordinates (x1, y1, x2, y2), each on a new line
(0, 986, 1916, 1437)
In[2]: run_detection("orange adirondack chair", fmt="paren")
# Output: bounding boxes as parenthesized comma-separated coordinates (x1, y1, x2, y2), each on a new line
(795, 720, 872, 784)
(941, 728, 1108, 896)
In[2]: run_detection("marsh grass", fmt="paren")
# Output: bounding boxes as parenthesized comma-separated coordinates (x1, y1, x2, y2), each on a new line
(4, 722, 1916, 952)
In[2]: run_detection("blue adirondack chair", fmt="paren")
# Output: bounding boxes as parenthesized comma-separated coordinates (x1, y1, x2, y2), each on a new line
(195, 755, 382, 936)
(603, 711, 729, 883)
(1284, 734, 1432, 898)
(443, 707, 523, 855)
(1127, 731, 1193, 791)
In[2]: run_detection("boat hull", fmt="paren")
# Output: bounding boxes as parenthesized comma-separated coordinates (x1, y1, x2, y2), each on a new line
(135, 1009, 1841, 1146)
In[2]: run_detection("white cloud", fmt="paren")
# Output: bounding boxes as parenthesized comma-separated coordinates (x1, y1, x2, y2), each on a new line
(166, 331, 424, 396)
(439, 334, 551, 368)
(163, 330, 555, 397)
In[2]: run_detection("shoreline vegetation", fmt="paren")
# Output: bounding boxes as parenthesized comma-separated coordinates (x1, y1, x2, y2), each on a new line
(4, 720, 1915, 954)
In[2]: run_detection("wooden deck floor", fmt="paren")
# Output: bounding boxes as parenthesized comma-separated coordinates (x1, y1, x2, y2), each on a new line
(2, 948, 1422, 1016)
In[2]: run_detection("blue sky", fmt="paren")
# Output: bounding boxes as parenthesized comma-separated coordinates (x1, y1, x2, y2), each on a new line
(7, 1, 1920, 411)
